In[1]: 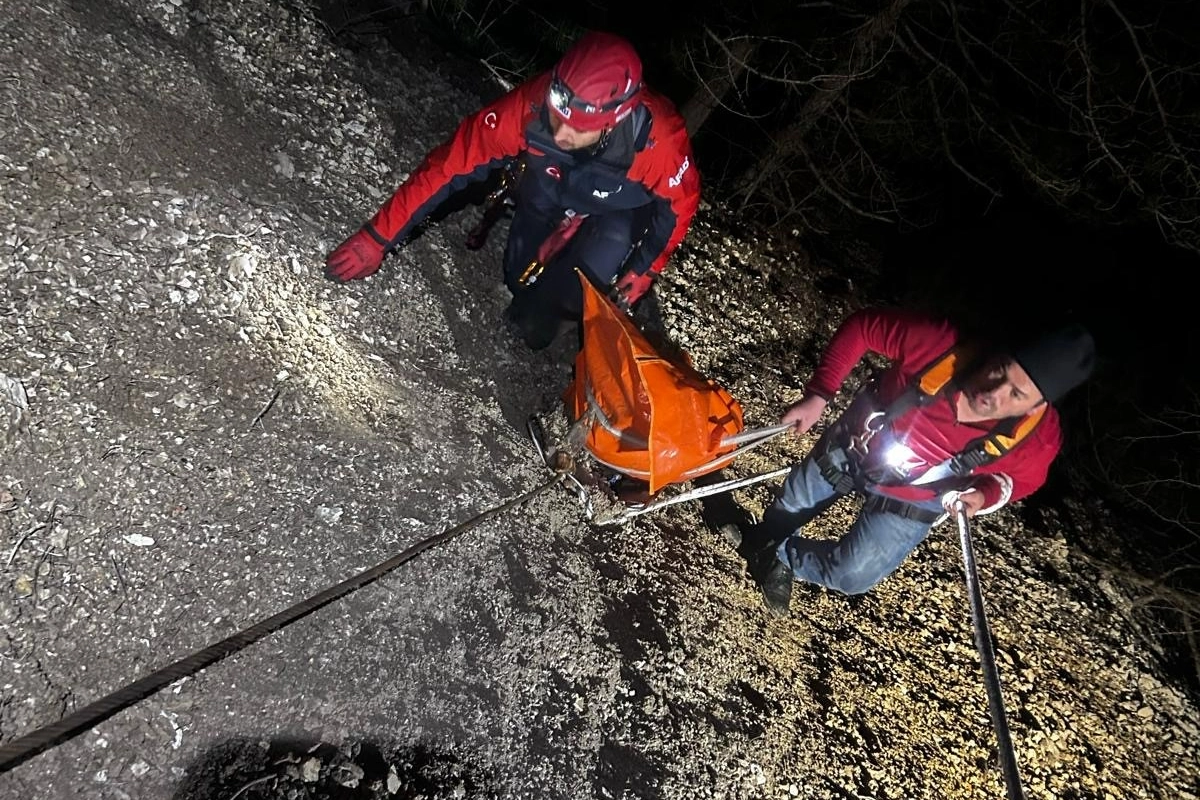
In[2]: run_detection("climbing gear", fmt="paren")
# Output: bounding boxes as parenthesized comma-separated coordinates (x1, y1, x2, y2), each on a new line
(877, 347, 1046, 484)
(0, 471, 569, 776)
(611, 269, 654, 309)
(815, 347, 1047, 492)
(861, 493, 944, 524)
(911, 406, 1045, 487)
(566, 273, 749, 492)
(954, 502, 1027, 800)
(466, 160, 525, 251)
(594, 463, 792, 526)
(518, 258, 546, 286)
(525, 273, 791, 525)
(750, 549, 793, 619)
(548, 32, 643, 131)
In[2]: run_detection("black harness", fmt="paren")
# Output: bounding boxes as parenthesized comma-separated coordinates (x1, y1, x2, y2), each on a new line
(813, 347, 1045, 520)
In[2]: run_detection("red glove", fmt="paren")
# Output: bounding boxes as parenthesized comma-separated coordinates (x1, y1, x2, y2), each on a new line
(325, 227, 388, 281)
(613, 271, 655, 311)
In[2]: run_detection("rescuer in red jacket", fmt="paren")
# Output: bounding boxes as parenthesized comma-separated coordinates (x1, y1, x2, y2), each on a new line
(325, 31, 701, 350)
(734, 308, 1097, 617)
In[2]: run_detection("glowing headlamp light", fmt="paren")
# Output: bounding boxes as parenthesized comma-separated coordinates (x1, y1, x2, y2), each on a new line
(548, 82, 572, 118)
(883, 442, 918, 471)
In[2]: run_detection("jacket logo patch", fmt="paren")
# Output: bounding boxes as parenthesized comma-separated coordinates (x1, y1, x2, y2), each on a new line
(546, 166, 561, 180)
(668, 156, 691, 188)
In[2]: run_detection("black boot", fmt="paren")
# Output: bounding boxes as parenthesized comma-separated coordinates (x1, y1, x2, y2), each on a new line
(520, 310, 561, 351)
(505, 297, 561, 351)
(749, 545, 793, 619)
(736, 521, 782, 559)
(726, 521, 793, 618)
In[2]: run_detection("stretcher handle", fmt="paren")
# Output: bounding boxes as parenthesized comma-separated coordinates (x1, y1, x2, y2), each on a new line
(719, 423, 793, 449)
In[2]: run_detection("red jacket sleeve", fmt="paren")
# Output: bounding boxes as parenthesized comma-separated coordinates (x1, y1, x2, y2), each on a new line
(624, 90, 700, 277)
(805, 308, 957, 401)
(365, 75, 547, 245)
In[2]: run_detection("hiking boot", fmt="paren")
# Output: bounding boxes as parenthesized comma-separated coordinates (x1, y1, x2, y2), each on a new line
(739, 521, 780, 552)
(610, 476, 654, 506)
(750, 550, 793, 619)
(522, 318, 561, 351)
(720, 521, 782, 558)
(504, 300, 561, 351)
(717, 523, 742, 549)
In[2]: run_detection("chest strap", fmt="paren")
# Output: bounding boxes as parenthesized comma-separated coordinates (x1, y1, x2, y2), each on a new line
(816, 346, 1045, 491)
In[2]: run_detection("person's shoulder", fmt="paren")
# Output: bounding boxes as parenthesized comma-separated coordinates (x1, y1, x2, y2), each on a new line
(1030, 404, 1064, 451)
(640, 86, 682, 115)
(504, 71, 552, 106)
(639, 89, 689, 141)
(853, 306, 959, 338)
(627, 91, 697, 193)
(468, 73, 546, 140)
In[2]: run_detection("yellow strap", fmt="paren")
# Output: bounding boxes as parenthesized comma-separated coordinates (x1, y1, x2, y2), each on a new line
(914, 347, 1045, 460)
(983, 404, 1047, 456)
(519, 259, 544, 285)
(917, 351, 959, 395)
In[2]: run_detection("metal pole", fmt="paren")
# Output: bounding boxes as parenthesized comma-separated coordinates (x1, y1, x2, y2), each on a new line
(719, 423, 794, 448)
(596, 465, 792, 525)
(954, 502, 1026, 800)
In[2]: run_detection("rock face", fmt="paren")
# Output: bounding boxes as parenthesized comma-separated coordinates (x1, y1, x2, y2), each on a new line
(0, 1, 1196, 799)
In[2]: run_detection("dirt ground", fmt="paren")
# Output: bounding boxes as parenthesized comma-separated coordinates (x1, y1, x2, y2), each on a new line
(1, 1, 1197, 798)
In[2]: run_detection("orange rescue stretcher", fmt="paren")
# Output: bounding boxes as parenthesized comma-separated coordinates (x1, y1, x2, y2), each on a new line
(528, 274, 792, 526)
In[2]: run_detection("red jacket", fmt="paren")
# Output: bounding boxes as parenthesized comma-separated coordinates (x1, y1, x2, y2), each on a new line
(806, 308, 1063, 510)
(365, 72, 700, 281)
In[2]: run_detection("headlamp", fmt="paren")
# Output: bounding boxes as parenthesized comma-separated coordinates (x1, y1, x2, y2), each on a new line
(547, 72, 639, 122)
(548, 79, 573, 119)
(883, 442, 919, 473)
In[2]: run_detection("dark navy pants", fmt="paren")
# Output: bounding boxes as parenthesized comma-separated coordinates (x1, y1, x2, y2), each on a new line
(503, 204, 642, 320)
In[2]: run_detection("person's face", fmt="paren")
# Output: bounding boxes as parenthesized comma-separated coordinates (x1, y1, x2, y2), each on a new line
(962, 358, 1045, 420)
(548, 111, 604, 151)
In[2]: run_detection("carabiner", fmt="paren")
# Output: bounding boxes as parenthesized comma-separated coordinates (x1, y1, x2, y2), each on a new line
(848, 411, 887, 459)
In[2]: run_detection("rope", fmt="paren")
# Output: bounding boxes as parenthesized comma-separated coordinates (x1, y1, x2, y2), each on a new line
(954, 502, 1027, 800)
(0, 472, 566, 776)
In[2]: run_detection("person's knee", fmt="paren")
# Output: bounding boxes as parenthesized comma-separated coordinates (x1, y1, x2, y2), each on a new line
(822, 545, 895, 594)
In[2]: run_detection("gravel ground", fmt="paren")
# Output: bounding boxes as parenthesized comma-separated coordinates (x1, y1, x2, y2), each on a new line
(1, 1, 1197, 798)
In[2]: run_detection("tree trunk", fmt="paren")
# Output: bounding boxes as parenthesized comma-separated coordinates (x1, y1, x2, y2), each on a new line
(735, 0, 920, 209)
(679, 37, 758, 137)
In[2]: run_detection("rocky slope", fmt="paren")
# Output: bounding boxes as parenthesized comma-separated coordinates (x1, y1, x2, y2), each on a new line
(0, 1, 1196, 798)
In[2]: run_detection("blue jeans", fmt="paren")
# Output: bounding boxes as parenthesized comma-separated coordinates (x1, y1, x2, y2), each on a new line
(761, 453, 945, 595)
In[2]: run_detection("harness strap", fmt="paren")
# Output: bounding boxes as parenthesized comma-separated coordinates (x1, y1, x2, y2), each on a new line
(816, 448, 858, 495)
(909, 403, 1047, 487)
(880, 345, 963, 421)
(847, 345, 1044, 488)
(811, 442, 942, 523)
(862, 493, 944, 524)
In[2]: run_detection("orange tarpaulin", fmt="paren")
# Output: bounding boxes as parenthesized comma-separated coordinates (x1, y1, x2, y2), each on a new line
(565, 274, 745, 493)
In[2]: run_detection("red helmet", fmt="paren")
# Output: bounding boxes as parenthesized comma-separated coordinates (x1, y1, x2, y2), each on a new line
(547, 32, 643, 131)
